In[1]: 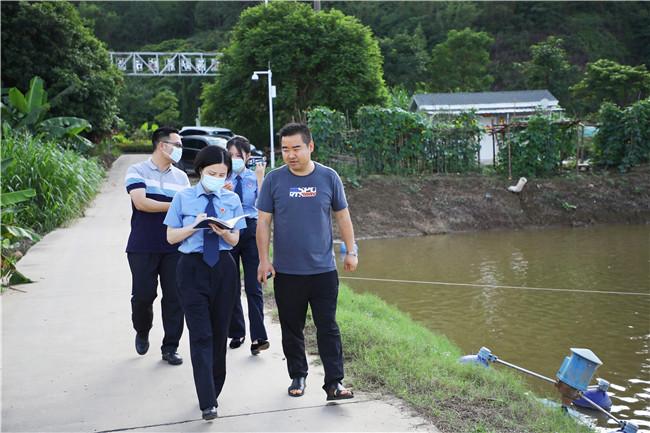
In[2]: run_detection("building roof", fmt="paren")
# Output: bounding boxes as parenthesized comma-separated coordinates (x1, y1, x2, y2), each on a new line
(411, 90, 561, 114)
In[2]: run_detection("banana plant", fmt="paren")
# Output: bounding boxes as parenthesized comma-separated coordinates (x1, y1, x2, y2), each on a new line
(1, 158, 40, 289)
(1, 76, 93, 150)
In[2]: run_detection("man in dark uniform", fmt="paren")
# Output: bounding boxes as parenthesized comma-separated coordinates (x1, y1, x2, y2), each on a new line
(124, 126, 189, 365)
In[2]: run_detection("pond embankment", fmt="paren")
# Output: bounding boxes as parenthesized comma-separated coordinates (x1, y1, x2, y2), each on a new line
(295, 285, 594, 433)
(345, 165, 650, 239)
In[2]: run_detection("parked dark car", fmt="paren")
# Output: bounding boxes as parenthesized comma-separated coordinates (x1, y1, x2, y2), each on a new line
(178, 135, 266, 174)
(179, 126, 234, 138)
(178, 135, 228, 174)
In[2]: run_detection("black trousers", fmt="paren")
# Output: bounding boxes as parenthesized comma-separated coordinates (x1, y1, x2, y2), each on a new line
(176, 252, 238, 410)
(127, 252, 183, 354)
(228, 218, 268, 341)
(274, 270, 344, 388)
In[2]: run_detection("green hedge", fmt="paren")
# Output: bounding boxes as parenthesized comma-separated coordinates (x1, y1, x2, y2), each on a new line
(594, 98, 650, 172)
(307, 106, 481, 176)
(2, 130, 104, 233)
(497, 113, 577, 178)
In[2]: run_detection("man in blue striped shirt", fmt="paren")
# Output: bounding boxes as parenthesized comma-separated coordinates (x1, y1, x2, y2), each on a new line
(125, 126, 190, 365)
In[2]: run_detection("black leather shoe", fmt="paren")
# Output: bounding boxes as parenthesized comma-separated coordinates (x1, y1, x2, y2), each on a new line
(229, 337, 245, 349)
(135, 333, 149, 355)
(201, 406, 218, 420)
(162, 352, 183, 365)
(250, 340, 270, 355)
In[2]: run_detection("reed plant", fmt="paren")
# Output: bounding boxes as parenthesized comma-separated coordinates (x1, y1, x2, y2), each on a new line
(2, 130, 104, 233)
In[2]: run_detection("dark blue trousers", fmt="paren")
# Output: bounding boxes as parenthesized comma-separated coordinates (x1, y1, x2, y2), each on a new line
(274, 270, 344, 388)
(127, 252, 183, 354)
(228, 218, 268, 341)
(176, 252, 238, 410)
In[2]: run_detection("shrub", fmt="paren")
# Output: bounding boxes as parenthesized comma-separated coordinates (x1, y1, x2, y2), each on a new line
(0, 160, 40, 288)
(593, 98, 650, 171)
(308, 107, 351, 169)
(306, 106, 482, 176)
(497, 113, 577, 178)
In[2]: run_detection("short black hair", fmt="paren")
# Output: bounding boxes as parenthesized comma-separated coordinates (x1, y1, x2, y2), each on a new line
(151, 126, 179, 152)
(194, 145, 232, 176)
(278, 122, 312, 145)
(226, 135, 251, 156)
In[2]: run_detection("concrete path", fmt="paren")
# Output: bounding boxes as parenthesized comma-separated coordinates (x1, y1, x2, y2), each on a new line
(2, 154, 438, 433)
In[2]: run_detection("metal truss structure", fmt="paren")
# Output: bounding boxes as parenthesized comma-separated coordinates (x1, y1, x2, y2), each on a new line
(109, 52, 220, 76)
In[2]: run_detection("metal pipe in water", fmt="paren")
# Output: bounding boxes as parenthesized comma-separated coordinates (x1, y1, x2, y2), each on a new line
(494, 359, 556, 384)
(579, 393, 622, 425)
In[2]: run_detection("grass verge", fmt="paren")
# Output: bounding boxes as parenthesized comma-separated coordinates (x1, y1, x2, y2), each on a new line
(297, 284, 593, 433)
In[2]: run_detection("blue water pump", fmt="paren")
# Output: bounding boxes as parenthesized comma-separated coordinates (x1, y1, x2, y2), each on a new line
(574, 378, 612, 411)
(458, 346, 638, 433)
(556, 348, 602, 392)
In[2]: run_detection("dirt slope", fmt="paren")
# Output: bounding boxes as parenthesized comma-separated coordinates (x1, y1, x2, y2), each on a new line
(344, 165, 650, 239)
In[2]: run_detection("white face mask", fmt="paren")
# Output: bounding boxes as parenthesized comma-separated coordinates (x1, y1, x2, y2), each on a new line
(201, 174, 226, 192)
(232, 158, 245, 174)
(169, 146, 183, 163)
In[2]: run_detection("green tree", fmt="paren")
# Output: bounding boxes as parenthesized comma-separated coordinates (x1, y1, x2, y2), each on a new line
(152, 89, 181, 127)
(193, 1, 253, 33)
(76, 1, 196, 51)
(380, 26, 429, 92)
(571, 59, 650, 114)
(517, 36, 577, 111)
(200, 2, 387, 149)
(427, 28, 494, 92)
(1, 2, 122, 137)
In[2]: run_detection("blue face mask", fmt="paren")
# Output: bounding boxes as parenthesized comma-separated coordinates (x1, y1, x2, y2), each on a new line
(201, 174, 225, 192)
(169, 146, 182, 163)
(232, 158, 245, 174)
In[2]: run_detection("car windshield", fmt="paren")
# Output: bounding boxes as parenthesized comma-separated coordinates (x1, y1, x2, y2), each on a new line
(180, 127, 232, 137)
(205, 136, 228, 147)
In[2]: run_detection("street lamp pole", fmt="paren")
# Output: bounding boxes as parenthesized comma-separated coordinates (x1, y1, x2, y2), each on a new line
(251, 67, 277, 168)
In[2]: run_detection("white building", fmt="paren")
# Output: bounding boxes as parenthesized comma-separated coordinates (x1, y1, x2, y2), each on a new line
(410, 90, 563, 164)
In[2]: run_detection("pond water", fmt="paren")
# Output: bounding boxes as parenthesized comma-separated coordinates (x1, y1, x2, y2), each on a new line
(341, 224, 650, 431)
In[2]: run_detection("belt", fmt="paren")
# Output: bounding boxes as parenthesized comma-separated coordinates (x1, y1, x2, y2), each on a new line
(186, 250, 232, 257)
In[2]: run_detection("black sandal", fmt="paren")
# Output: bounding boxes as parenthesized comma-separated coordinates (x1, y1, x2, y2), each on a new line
(288, 377, 306, 397)
(325, 382, 354, 401)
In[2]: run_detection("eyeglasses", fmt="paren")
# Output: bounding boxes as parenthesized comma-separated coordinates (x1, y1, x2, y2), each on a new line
(163, 140, 183, 148)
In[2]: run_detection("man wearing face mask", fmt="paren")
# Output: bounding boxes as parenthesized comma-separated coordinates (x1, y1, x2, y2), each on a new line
(124, 126, 190, 365)
(223, 136, 269, 355)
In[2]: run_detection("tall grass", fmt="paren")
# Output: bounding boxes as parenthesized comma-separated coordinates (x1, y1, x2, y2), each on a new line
(2, 130, 105, 233)
(301, 285, 593, 433)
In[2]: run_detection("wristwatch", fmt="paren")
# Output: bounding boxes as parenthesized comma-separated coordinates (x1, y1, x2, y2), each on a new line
(346, 252, 358, 256)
